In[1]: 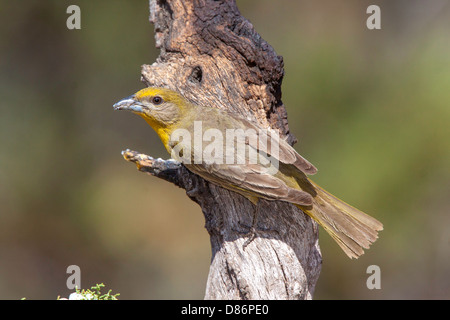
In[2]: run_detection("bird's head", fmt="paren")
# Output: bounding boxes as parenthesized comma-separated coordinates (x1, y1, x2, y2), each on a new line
(113, 87, 186, 131)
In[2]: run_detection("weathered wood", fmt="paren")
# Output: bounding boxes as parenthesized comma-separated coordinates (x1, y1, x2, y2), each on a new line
(124, 0, 322, 299)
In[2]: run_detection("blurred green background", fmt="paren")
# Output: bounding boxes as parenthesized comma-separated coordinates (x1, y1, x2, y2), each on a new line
(0, 0, 449, 299)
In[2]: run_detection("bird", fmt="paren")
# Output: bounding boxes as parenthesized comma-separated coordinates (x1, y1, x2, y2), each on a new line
(113, 87, 383, 259)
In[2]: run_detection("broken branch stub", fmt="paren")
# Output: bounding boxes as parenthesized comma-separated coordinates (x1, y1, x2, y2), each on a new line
(122, 0, 322, 299)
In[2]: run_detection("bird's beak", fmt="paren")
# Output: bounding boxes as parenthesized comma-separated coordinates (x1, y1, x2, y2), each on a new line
(113, 95, 144, 113)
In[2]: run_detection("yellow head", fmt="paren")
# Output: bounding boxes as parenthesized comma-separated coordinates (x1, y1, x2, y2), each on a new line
(114, 87, 186, 130)
(113, 87, 187, 147)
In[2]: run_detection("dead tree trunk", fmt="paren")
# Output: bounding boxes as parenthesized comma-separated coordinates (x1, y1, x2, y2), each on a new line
(123, 0, 322, 299)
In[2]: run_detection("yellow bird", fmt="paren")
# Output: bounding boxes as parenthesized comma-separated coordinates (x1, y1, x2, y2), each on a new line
(114, 87, 383, 259)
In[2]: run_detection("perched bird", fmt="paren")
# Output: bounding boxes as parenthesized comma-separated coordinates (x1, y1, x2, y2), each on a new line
(114, 87, 383, 259)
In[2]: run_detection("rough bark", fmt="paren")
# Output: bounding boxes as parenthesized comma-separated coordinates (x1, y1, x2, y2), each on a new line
(123, 0, 322, 299)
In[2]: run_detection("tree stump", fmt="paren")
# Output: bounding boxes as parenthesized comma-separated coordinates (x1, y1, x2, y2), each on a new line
(122, 0, 322, 299)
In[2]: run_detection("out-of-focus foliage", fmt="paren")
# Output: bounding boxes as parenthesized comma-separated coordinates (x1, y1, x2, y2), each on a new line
(0, 0, 448, 299)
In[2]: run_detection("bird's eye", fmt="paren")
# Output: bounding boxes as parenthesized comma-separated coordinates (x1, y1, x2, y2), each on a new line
(151, 96, 163, 105)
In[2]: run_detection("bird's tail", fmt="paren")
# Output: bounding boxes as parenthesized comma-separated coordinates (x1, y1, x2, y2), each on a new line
(296, 179, 383, 259)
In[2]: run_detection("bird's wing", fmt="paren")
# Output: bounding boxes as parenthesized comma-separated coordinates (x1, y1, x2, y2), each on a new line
(232, 116, 318, 175)
(185, 162, 313, 206)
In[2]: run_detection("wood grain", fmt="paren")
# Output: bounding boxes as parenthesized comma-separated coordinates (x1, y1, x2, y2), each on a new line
(124, 0, 322, 299)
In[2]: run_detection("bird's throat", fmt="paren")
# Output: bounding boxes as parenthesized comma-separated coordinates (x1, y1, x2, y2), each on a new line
(142, 116, 171, 153)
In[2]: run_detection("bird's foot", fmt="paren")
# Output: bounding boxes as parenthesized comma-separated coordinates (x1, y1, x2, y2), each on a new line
(233, 221, 277, 250)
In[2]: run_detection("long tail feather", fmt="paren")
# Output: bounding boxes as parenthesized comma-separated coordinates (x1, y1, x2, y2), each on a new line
(297, 179, 383, 259)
